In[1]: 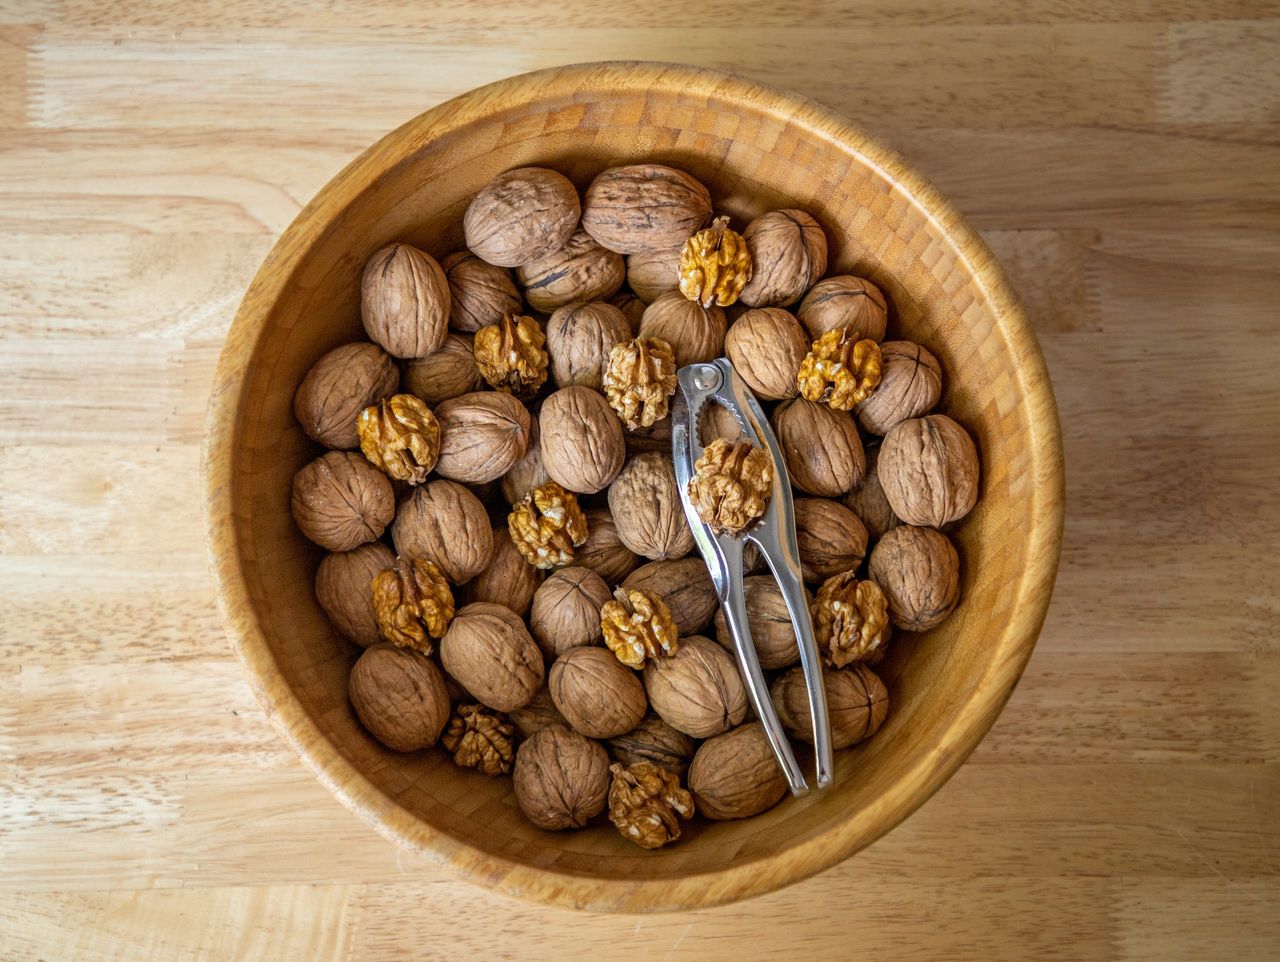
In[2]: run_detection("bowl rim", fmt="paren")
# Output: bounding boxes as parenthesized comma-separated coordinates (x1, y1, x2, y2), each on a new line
(203, 60, 1065, 913)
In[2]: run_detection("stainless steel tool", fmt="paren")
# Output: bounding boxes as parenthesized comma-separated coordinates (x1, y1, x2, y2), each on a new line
(671, 357, 833, 794)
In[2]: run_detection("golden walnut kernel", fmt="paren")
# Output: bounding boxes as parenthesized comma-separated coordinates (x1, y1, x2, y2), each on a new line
(771, 398, 866, 497)
(678, 216, 752, 308)
(361, 243, 451, 359)
(688, 722, 787, 819)
(638, 291, 727, 367)
(601, 587, 679, 669)
(463, 167, 580, 268)
(797, 329, 883, 410)
(603, 336, 679, 430)
(770, 662, 888, 749)
(797, 275, 889, 342)
(401, 333, 483, 405)
(441, 250, 523, 333)
(739, 209, 828, 308)
(292, 451, 394, 552)
(508, 481, 589, 570)
(371, 556, 455, 653)
(549, 645, 648, 740)
(357, 393, 440, 485)
(622, 557, 718, 636)
(812, 572, 890, 666)
(723, 308, 808, 401)
(473, 313, 548, 396)
(546, 301, 631, 391)
(608, 761, 695, 850)
(294, 342, 399, 450)
(582, 164, 712, 254)
(441, 703, 515, 776)
(867, 525, 960, 632)
(878, 414, 980, 527)
(687, 438, 773, 535)
(513, 725, 610, 831)
(516, 229, 625, 313)
(348, 644, 450, 753)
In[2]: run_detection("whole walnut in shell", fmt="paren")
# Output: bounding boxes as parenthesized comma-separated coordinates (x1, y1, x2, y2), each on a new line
(603, 336, 679, 430)
(545, 301, 631, 390)
(738, 209, 828, 308)
(292, 451, 394, 551)
(723, 308, 808, 401)
(512, 725, 610, 831)
(507, 687, 569, 740)
(643, 635, 748, 738)
(464, 167, 580, 268)
(626, 246, 682, 302)
(688, 722, 788, 820)
(609, 291, 646, 334)
(856, 341, 943, 436)
(294, 342, 399, 449)
(622, 557, 717, 636)
(538, 386, 626, 494)
(401, 333, 482, 405)
(712, 575, 804, 670)
(473, 313, 548, 396)
(549, 645, 648, 739)
(793, 498, 868, 582)
(843, 444, 900, 540)
(315, 542, 396, 648)
(348, 643, 450, 752)
(439, 602, 544, 712)
(508, 480, 589, 569)
(371, 555, 454, 653)
(441, 250, 523, 333)
(607, 453, 695, 561)
(433, 391, 531, 484)
(529, 565, 612, 656)
(867, 525, 960, 631)
(466, 526, 542, 617)
(391, 479, 494, 584)
(361, 243, 451, 359)
(500, 415, 551, 505)
(797, 275, 889, 342)
(638, 291, 727, 367)
(770, 663, 888, 749)
(878, 414, 980, 527)
(441, 703, 514, 775)
(575, 507, 641, 584)
(517, 230, 625, 313)
(608, 761, 694, 850)
(771, 397, 866, 498)
(607, 714, 695, 775)
(582, 164, 712, 254)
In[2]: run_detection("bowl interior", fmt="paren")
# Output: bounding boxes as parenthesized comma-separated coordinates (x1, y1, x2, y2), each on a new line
(210, 64, 1062, 912)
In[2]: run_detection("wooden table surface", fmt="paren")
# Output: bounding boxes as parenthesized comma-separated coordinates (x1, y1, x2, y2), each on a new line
(2, 4, 1278, 960)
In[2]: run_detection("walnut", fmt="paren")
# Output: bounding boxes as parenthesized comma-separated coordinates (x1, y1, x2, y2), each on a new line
(622, 557, 717, 635)
(356, 393, 440, 485)
(697, 401, 744, 446)
(626, 247, 682, 302)
(878, 414, 980, 526)
(529, 565, 612, 656)
(687, 438, 773, 535)
(771, 398, 866, 497)
(688, 722, 788, 820)
(391, 479, 494, 584)
(516, 230, 625, 313)
(496, 417, 547, 505)
(545, 301, 631, 390)
(348, 644, 450, 752)
(472, 313, 549, 397)
(466, 526, 543, 617)
(441, 703, 515, 775)
(606, 453, 695, 561)
(856, 341, 943, 436)
(441, 250, 523, 333)
(738, 209, 827, 308)
(609, 291, 646, 334)
(361, 243, 451, 358)
(550, 646, 648, 739)
(608, 761, 694, 849)
(867, 525, 960, 631)
(581, 164, 712, 254)
(607, 714, 695, 775)
(601, 587, 679, 669)
(371, 555, 454, 653)
(723, 308, 808, 401)
(401, 333, 483, 405)
(637, 291, 727, 367)
(575, 507, 641, 584)
(512, 725, 610, 831)
(294, 342, 399, 449)
(603, 336, 679, 430)
(770, 663, 888, 749)
(797, 329, 883, 410)
(712, 575, 804, 670)
(624, 415, 674, 456)
(843, 444, 900, 541)
(793, 498, 868, 582)
(812, 572, 890, 666)
(292, 451, 394, 551)
(678, 215, 752, 308)
(463, 167, 580, 268)
(439, 602, 545, 712)
(315, 542, 396, 648)
(538, 386, 626, 494)
(797, 275, 889, 342)
(508, 480, 589, 570)
(433, 391, 531, 484)
(643, 635, 748, 738)
(507, 687, 569, 740)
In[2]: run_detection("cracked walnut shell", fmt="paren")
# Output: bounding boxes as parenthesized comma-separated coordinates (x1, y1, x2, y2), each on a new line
(464, 167, 580, 268)
(357, 393, 440, 484)
(603, 336, 678, 430)
(371, 556, 455, 653)
(867, 525, 960, 632)
(812, 572, 890, 666)
(361, 243, 451, 359)
(508, 481, 589, 570)
(582, 164, 712, 254)
(442, 703, 515, 776)
(292, 451, 394, 552)
(687, 438, 773, 535)
(643, 635, 748, 739)
(513, 725, 610, 831)
(738, 209, 828, 308)
(439, 602, 544, 713)
(688, 722, 787, 820)
(770, 662, 888, 749)
(601, 587, 679, 669)
(550, 645, 648, 739)
(516, 229, 625, 313)
(678, 216, 752, 308)
(878, 414, 980, 527)
(294, 342, 399, 450)
(349, 644, 450, 753)
(608, 761, 695, 850)
(797, 329, 883, 410)
(473, 313, 548, 396)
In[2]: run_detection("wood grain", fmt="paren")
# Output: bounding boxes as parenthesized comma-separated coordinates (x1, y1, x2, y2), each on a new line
(1, 2, 1277, 958)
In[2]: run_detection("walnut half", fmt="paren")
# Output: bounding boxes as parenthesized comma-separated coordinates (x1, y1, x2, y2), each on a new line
(678, 215, 752, 308)
(602, 336, 679, 430)
(608, 761, 695, 849)
(357, 393, 440, 484)
(508, 481, 589, 570)
(601, 587, 679, 669)
(812, 571, 890, 666)
(371, 556, 455, 654)
(797, 329, 883, 410)
(687, 438, 773, 534)
(473, 313, 548, 397)
(441, 703, 515, 776)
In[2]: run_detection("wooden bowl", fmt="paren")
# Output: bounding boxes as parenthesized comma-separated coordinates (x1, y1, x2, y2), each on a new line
(204, 62, 1064, 912)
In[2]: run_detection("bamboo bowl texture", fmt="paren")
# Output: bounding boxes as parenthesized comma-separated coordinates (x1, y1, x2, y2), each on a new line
(204, 62, 1064, 913)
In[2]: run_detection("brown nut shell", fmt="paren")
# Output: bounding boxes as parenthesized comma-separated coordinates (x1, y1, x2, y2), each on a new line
(315, 542, 397, 648)
(626, 246, 682, 302)
(464, 167, 580, 268)
(538, 386, 626, 494)
(738, 209, 827, 308)
(723, 307, 808, 401)
(348, 644, 450, 752)
(517, 230, 625, 313)
(401, 333, 482, 405)
(770, 663, 889, 749)
(292, 451, 394, 552)
(712, 575, 805, 669)
(582, 164, 712, 254)
(797, 275, 889, 342)
(433, 391, 532, 483)
(867, 524, 960, 631)
(879, 414, 980, 527)
(771, 397, 866, 497)
(439, 602, 545, 712)
(466, 526, 543, 617)
(609, 291, 646, 335)
(843, 444, 900, 541)
(622, 557, 717, 636)
(545, 301, 631, 390)
(512, 724, 610, 830)
(294, 342, 399, 450)
(637, 291, 727, 368)
(856, 341, 943, 436)
(607, 714, 695, 775)
(550, 646, 648, 739)
(643, 635, 748, 739)
(529, 565, 613, 657)
(507, 687, 569, 740)
(576, 507, 641, 584)
(391, 479, 494, 584)
(688, 722, 788, 820)
(793, 498, 868, 582)
(441, 250, 523, 334)
(361, 243, 451, 359)
(607, 453, 695, 561)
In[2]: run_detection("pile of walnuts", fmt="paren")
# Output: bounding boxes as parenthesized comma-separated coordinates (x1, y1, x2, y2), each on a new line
(292, 163, 980, 849)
